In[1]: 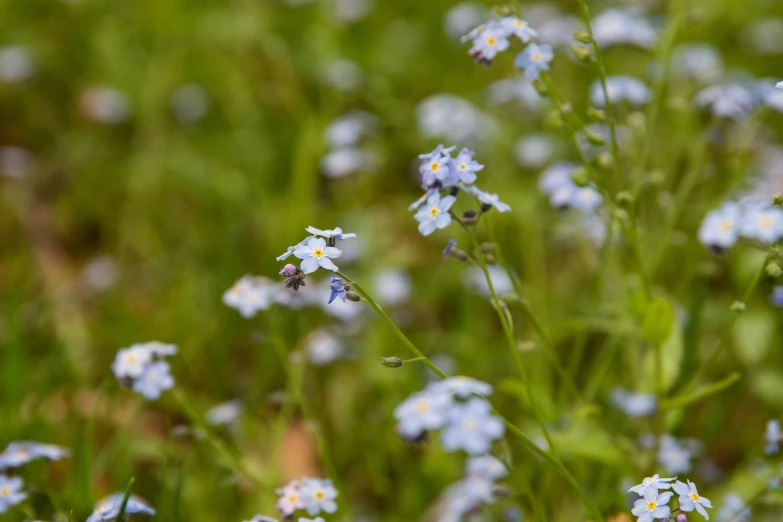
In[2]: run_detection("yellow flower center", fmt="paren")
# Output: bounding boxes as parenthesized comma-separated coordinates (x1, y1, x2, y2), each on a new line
(312, 248, 324, 258)
(486, 37, 497, 46)
(315, 490, 324, 500)
(647, 501, 657, 511)
(719, 220, 732, 231)
(531, 52, 542, 63)
(429, 207, 440, 218)
(760, 215, 772, 228)
(289, 495, 297, 502)
(463, 419, 478, 431)
(127, 354, 137, 363)
(1, 487, 9, 496)
(458, 163, 468, 171)
(416, 400, 430, 413)
(514, 20, 523, 27)
(430, 161, 440, 171)
(690, 493, 699, 502)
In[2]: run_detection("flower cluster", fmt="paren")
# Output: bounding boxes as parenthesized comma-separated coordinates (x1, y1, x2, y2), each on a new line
(0, 442, 70, 515)
(394, 377, 504, 456)
(462, 16, 553, 81)
(223, 275, 282, 318)
(629, 475, 712, 522)
(437, 455, 509, 522)
(698, 199, 783, 252)
(277, 227, 356, 278)
(275, 477, 338, 518)
(111, 341, 177, 400)
(410, 145, 510, 236)
(85, 492, 155, 522)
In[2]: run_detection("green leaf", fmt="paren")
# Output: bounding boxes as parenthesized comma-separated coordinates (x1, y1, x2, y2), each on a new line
(643, 313, 683, 393)
(661, 373, 741, 410)
(642, 298, 675, 346)
(732, 310, 775, 366)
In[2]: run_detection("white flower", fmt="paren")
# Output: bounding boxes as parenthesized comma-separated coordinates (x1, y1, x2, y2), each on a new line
(631, 488, 673, 522)
(206, 400, 243, 426)
(414, 193, 456, 236)
(294, 238, 342, 274)
(628, 474, 675, 496)
(673, 480, 712, 520)
(111, 346, 153, 379)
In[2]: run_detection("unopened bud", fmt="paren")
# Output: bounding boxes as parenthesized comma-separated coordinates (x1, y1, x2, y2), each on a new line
(545, 109, 564, 129)
(587, 107, 606, 122)
(585, 131, 605, 146)
(463, 209, 478, 219)
(676, 514, 688, 522)
(774, 193, 783, 206)
(533, 79, 549, 96)
(380, 356, 403, 368)
(767, 262, 782, 278)
(450, 248, 470, 261)
(570, 167, 589, 187)
(480, 202, 493, 213)
(345, 291, 361, 302)
(573, 31, 592, 43)
(492, 484, 513, 498)
(449, 186, 460, 197)
(279, 264, 298, 278)
(730, 300, 746, 313)
(570, 43, 593, 62)
(479, 242, 496, 253)
(616, 191, 634, 205)
(462, 215, 479, 224)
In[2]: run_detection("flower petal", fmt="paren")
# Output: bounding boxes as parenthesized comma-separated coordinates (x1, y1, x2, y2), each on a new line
(300, 256, 320, 274)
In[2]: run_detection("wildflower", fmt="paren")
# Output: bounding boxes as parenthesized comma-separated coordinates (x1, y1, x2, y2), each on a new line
(765, 419, 781, 454)
(433, 376, 493, 399)
(419, 145, 454, 186)
(86, 493, 155, 522)
(417, 94, 494, 143)
(631, 488, 673, 522)
(298, 519, 325, 522)
(464, 265, 513, 298)
(628, 475, 675, 496)
(328, 277, 347, 304)
(244, 516, 278, 522)
(610, 388, 657, 418)
(305, 226, 357, 241)
(132, 361, 175, 401)
(414, 193, 456, 236)
(698, 203, 741, 251)
(279, 264, 299, 278)
(372, 269, 411, 305)
(0, 475, 26, 514)
(778, 81, 783, 90)
(540, 162, 579, 195)
(321, 147, 375, 178)
(466, 455, 508, 481)
(276, 481, 305, 517)
(206, 400, 243, 426)
(514, 43, 554, 80)
(443, 239, 458, 259)
(299, 478, 338, 516)
(464, 185, 512, 212)
(658, 437, 693, 474)
(111, 345, 154, 380)
(739, 203, 783, 243)
(0, 442, 70, 470)
(394, 388, 452, 440)
(695, 83, 755, 120)
(501, 17, 537, 43)
(294, 237, 342, 274)
(671, 44, 724, 84)
(673, 480, 712, 520)
(592, 9, 657, 49)
(223, 276, 278, 317)
(305, 329, 344, 366)
(440, 397, 505, 455)
(0, 46, 35, 84)
(771, 287, 783, 307)
(470, 25, 510, 62)
(449, 147, 484, 184)
(324, 111, 375, 148)
(716, 494, 750, 522)
(590, 76, 651, 107)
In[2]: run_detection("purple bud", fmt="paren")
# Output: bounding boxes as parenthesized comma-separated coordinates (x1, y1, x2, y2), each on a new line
(279, 264, 298, 277)
(676, 514, 687, 522)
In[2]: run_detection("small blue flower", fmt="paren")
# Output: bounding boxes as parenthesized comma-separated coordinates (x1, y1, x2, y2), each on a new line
(440, 397, 505, 455)
(414, 193, 456, 236)
(673, 480, 712, 520)
(771, 287, 783, 307)
(466, 455, 508, 481)
(86, 492, 155, 522)
(658, 436, 693, 474)
(294, 237, 342, 274)
(305, 226, 356, 240)
(471, 26, 510, 61)
(610, 388, 657, 418)
(432, 376, 493, 399)
(739, 203, 783, 243)
(449, 147, 484, 184)
(765, 419, 781, 454)
(590, 76, 651, 107)
(696, 83, 756, 120)
(500, 17, 537, 43)
(443, 239, 457, 259)
(0, 442, 70, 470)
(132, 361, 175, 401)
(328, 278, 346, 304)
(464, 185, 512, 212)
(631, 488, 673, 522)
(698, 203, 741, 250)
(777, 81, 783, 90)
(628, 475, 675, 496)
(0, 475, 26, 515)
(299, 478, 338, 516)
(419, 145, 454, 187)
(592, 9, 657, 49)
(394, 388, 452, 440)
(514, 43, 554, 80)
(276, 237, 314, 261)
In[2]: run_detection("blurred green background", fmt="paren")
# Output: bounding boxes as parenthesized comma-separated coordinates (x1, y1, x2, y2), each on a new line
(3, 0, 783, 520)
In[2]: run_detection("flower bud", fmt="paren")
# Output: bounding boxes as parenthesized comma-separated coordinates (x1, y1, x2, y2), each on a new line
(570, 43, 593, 62)
(766, 262, 782, 278)
(587, 107, 606, 122)
(345, 291, 361, 302)
(675, 514, 687, 522)
(449, 186, 460, 197)
(570, 167, 589, 187)
(463, 209, 478, 219)
(585, 131, 605, 146)
(449, 247, 470, 261)
(284, 273, 307, 291)
(598, 151, 613, 170)
(462, 214, 479, 224)
(730, 300, 746, 313)
(573, 31, 593, 43)
(616, 191, 634, 205)
(380, 356, 403, 368)
(279, 264, 298, 278)
(480, 202, 493, 213)
(479, 242, 496, 253)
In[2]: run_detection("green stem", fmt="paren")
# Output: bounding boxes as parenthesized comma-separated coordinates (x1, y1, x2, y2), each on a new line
(115, 477, 135, 521)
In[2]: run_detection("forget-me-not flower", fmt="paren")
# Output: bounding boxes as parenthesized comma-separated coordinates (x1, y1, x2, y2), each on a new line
(394, 388, 452, 440)
(698, 203, 742, 250)
(328, 277, 346, 304)
(631, 487, 673, 522)
(515, 43, 554, 80)
(449, 147, 484, 184)
(777, 81, 783, 90)
(771, 286, 783, 307)
(440, 397, 505, 455)
(739, 203, 783, 243)
(112, 345, 154, 380)
(86, 493, 155, 522)
(244, 516, 278, 522)
(696, 83, 756, 120)
(464, 185, 512, 212)
(414, 193, 456, 236)
(471, 26, 510, 61)
(419, 145, 454, 187)
(592, 9, 657, 49)
(765, 419, 781, 454)
(294, 237, 342, 274)
(432, 376, 493, 399)
(132, 361, 175, 400)
(443, 239, 458, 259)
(305, 226, 356, 240)
(299, 478, 338, 516)
(673, 480, 712, 520)
(223, 276, 279, 317)
(628, 475, 675, 496)
(611, 388, 658, 418)
(658, 436, 693, 474)
(0, 442, 70, 470)
(466, 455, 508, 481)
(0, 475, 26, 514)
(500, 17, 537, 42)
(206, 400, 243, 426)
(590, 76, 651, 107)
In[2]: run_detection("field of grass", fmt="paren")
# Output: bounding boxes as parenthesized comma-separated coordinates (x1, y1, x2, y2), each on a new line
(2, 0, 783, 521)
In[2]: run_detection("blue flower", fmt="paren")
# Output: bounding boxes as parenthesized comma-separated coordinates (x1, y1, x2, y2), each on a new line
(696, 83, 756, 120)
(739, 202, 783, 243)
(716, 494, 751, 522)
(610, 388, 657, 418)
(299, 478, 338, 516)
(514, 43, 554, 80)
(223, 276, 278, 317)
(132, 361, 175, 401)
(394, 387, 452, 440)
(328, 278, 346, 304)
(0, 442, 70, 470)
(673, 480, 712, 520)
(631, 488, 673, 522)
(464, 185, 512, 212)
(765, 419, 781, 454)
(470, 25, 510, 61)
(777, 81, 783, 90)
(432, 376, 493, 399)
(86, 492, 155, 522)
(294, 237, 342, 274)
(500, 17, 537, 43)
(466, 455, 508, 481)
(0, 475, 26, 514)
(449, 147, 484, 184)
(414, 193, 456, 236)
(443, 239, 457, 259)
(305, 226, 356, 240)
(628, 475, 675, 496)
(698, 203, 741, 250)
(658, 436, 693, 474)
(590, 76, 651, 107)
(592, 9, 657, 49)
(771, 287, 783, 307)
(440, 397, 505, 455)
(419, 145, 455, 187)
